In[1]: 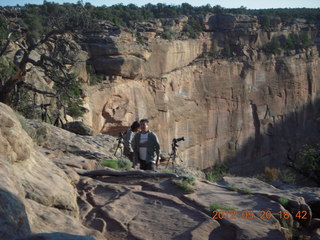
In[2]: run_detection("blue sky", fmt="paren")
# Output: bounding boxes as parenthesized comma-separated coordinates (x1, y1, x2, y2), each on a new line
(0, 0, 319, 8)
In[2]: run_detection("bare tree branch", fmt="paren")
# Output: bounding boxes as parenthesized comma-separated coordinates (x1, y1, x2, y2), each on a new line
(20, 82, 56, 97)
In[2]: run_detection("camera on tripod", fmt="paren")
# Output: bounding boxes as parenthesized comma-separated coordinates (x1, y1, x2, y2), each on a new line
(114, 131, 125, 156)
(172, 137, 185, 148)
(167, 136, 185, 170)
(173, 137, 185, 144)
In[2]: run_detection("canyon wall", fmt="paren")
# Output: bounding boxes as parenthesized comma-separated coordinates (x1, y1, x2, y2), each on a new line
(80, 14, 320, 173)
(18, 14, 319, 173)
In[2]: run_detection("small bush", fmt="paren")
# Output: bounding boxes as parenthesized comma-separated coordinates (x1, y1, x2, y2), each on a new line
(209, 202, 237, 211)
(294, 144, 320, 185)
(118, 157, 132, 170)
(300, 32, 312, 48)
(279, 169, 296, 184)
(285, 33, 300, 50)
(261, 15, 271, 29)
(263, 37, 281, 54)
(228, 184, 238, 191)
(184, 17, 201, 39)
(87, 65, 104, 85)
(240, 188, 252, 194)
(174, 179, 194, 194)
(181, 174, 196, 185)
(264, 167, 280, 181)
(101, 158, 132, 170)
(205, 162, 229, 182)
(162, 169, 174, 173)
(278, 197, 289, 207)
(162, 27, 175, 40)
(101, 159, 120, 169)
(222, 44, 232, 58)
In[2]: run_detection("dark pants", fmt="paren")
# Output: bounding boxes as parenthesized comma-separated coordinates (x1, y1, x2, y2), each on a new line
(139, 160, 155, 171)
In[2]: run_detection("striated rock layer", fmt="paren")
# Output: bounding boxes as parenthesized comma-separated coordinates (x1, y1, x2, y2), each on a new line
(82, 15, 320, 173)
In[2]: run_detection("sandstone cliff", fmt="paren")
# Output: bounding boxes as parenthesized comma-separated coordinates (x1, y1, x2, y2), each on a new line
(78, 14, 320, 173)
(5, 12, 319, 173)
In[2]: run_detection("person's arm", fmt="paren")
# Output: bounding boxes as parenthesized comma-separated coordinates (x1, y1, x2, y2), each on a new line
(131, 133, 139, 164)
(154, 133, 160, 166)
(129, 132, 135, 153)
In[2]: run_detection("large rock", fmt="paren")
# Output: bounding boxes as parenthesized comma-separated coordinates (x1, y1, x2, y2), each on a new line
(26, 119, 115, 160)
(184, 181, 287, 239)
(78, 177, 219, 240)
(0, 187, 31, 240)
(64, 121, 94, 136)
(17, 232, 95, 240)
(93, 55, 143, 79)
(219, 177, 319, 226)
(0, 103, 102, 239)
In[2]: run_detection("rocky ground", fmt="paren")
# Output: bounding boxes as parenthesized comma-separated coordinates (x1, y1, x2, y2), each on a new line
(1, 102, 320, 240)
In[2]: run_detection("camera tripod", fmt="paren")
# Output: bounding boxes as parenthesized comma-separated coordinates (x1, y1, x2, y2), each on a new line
(114, 132, 124, 157)
(166, 137, 184, 171)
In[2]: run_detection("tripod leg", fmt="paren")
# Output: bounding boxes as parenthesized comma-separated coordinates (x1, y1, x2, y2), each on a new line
(166, 156, 170, 168)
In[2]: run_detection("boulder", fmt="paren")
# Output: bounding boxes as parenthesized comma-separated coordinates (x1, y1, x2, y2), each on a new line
(64, 121, 94, 136)
(17, 232, 95, 240)
(0, 103, 101, 239)
(93, 55, 143, 79)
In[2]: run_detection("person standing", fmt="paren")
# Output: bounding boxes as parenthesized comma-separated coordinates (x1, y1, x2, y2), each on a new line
(123, 121, 140, 167)
(132, 119, 160, 171)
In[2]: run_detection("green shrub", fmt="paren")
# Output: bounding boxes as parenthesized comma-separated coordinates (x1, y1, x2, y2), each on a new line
(300, 32, 312, 48)
(101, 159, 120, 169)
(0, 57, 15, 86)
(263, 37, 281, 54)
(285, 33, 300, 50)
(162, 169, 174, 173)
(87, 65, 104, 85)
(174, 179, 194, 194)
(279, 169, 296, 184)
(184, 17, 202, 39)
(228, 184, 238, 191)
(278, 197, 289, 207)
(0, 16, 9, 49)
(209, 202, 237, 211)
(222, 44, 232, 58)
(162, 27, 175, 40)
(118, 157, 132, 170)
(101, 158, 132, 170)
(53, 73, 85, 118)
(205, 162, 229, 182)
(294, 144, 320, 185)
(240, 188, 252, 195)
(181, 174, 196, 185)
(66, 100, 84, 118)
(261, 15, 271, 29)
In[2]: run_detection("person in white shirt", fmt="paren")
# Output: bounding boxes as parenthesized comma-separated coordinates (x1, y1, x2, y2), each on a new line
(132, 119, 160, 171)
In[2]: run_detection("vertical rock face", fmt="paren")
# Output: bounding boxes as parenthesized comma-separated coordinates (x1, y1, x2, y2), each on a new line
(76, 14, 320, 172)
(8, 11, 314, 173)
